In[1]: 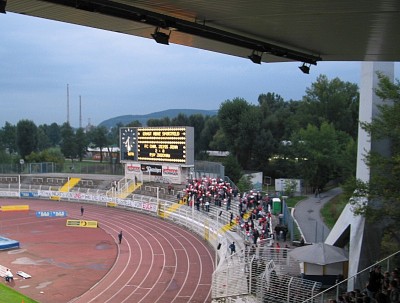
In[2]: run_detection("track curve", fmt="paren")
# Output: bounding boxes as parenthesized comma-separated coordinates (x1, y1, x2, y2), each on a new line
(0, 199, 214, 303)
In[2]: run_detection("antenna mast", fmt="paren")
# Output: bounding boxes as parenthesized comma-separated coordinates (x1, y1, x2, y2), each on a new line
(67, 84, 70, 124)
(79, 95, 82, 128)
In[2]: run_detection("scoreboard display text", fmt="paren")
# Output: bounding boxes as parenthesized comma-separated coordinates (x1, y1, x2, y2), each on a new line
(120, 127, 193, 164)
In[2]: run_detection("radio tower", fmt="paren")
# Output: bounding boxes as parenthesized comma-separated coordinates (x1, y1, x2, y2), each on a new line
(79, 95, 82, 128)
(67, 84, 70, 125)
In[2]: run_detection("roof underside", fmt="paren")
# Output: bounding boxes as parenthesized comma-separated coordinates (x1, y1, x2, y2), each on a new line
(4, 0, 400, 65)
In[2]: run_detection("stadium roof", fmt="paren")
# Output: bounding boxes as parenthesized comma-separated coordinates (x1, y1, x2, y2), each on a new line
(4, 0, 400, 67)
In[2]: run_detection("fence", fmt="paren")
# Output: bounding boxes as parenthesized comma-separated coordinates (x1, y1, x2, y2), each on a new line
(300, 250, 400, 303)
(0, 162, 125, 175)
(1, 160, 224, 177)
(1, 179, 398, 303)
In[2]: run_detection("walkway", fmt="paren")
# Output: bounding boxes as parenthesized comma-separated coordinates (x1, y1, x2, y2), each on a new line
(293, 187, 343, 243)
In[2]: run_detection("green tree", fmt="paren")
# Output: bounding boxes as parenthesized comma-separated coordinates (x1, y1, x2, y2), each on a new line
(222, 155, 242, 183)
(26, 147, 65, 164)
(0, 149, 15, 164)
(196, 115, 222, 159)
(75, 128, 88, 161)
(236, 174, 253, 193)
(171, 113, 189, 126)
(258, 92, 290, 140)
(37, 126, 52, 150)
(299, 75, 359, 138)
(108, 123, 122, 148)
(147, 117, 171, 126)
(209, 128, 229, 151)
(218, 98, 261, 168)
(88, 126, 109, 162)
(290, 121, 353, 190)
(0, 122, 17, 154)
(16, 120, 38, 159)
(348, 73, 400, 251)
(125, 120, 142, 127)
(45, 123, 62, 146)
(60, 122, 76, 161)
(188, 114, 206, 157)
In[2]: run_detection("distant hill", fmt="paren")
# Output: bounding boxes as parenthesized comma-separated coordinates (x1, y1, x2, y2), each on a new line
(98, 109, 217, 129)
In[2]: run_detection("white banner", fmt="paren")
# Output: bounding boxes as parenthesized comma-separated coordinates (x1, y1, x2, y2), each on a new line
(36, 190, 158, 213)
(0, 191, 19, 197)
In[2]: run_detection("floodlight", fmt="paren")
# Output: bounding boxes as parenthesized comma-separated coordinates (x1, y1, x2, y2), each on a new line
(151, 27, 170, 45)
(0, 0, 7, 14)
(248, 50, 262, 64)
(299, 63, 311, 74)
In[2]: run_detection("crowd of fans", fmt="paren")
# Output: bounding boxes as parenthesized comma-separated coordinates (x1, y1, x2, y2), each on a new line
(182, 177, 283, 247)
(328, 266, 399, 303)
(183, 177, 237, 211)
(181, 176, 399, 303)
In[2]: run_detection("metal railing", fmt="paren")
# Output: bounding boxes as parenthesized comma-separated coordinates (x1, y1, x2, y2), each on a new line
(301, 250, 400, 303)
(1, 179, 398, 303)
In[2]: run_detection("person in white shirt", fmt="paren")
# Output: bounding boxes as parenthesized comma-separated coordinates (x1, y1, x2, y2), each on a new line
(5, 269, 13, 282)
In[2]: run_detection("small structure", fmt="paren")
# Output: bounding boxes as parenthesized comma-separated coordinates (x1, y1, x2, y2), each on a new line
(272, 198, 281, 215)
(288, 242, 348, 287)
(0, 236, 20, 250)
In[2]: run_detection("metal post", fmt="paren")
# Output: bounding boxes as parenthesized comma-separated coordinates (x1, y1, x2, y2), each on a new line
(315, 220, 318, 243)
(215, 210, 222, 270)
(68, 177, 70, 201)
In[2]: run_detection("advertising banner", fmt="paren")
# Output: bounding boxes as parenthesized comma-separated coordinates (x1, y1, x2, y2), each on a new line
(66, 220, 98, 228)
(36, 211, 67, 217)
(141, 164, 162, 176)
(162, 165, 181, 183)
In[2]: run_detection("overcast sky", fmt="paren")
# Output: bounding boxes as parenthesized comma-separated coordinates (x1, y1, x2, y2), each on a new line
(1, 12, 399, 128)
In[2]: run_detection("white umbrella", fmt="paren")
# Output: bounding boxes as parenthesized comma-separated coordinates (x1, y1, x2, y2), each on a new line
(288, 242, 348, 265)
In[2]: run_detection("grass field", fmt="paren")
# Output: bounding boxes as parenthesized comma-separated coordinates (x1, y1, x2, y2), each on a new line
(0, 284, 39, 303)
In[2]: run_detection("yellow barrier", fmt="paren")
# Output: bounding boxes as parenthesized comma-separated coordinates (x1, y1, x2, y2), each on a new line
(1, 205, 30, 211)
(66, 220, 98, 228)
(107, 202, 117, 207)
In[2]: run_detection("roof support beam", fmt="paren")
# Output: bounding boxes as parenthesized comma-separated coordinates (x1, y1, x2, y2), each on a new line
(40, 0, 321, 65)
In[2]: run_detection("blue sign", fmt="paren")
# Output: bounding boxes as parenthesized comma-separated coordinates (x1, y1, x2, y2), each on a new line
(36, 211, 67, 218)
(20, 192, 39, 198)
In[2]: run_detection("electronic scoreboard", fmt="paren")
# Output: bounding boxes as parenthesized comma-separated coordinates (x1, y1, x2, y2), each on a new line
(120, 126, 194, 165)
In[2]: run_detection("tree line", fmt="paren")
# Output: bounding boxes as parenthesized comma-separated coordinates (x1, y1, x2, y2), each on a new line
(0, 74, 360, 191)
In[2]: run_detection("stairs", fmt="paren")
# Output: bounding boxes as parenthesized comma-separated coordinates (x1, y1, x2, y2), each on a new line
(116, 182, 142, 199)
(50, 177, 81, 200)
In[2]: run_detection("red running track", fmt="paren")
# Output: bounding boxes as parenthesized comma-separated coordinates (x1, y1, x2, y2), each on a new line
(0, 198, 214, 303)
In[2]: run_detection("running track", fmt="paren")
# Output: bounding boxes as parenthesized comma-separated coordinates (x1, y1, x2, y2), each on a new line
(0, 199, 215, 303)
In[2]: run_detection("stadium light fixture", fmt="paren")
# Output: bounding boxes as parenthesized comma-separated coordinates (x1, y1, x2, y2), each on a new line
(248, 50, 262, 64)
(299, 62, 311, 74)
(0, 0, 7, 14)
(151, 27, 170, 45)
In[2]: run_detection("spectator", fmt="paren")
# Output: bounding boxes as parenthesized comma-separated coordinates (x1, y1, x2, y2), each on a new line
(389, 279, 400, 303)
(252, 228, 259, 245)
(229, 242, 236, 255)
(205, 200, 210, 212)
(367, 265, 384, 298)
